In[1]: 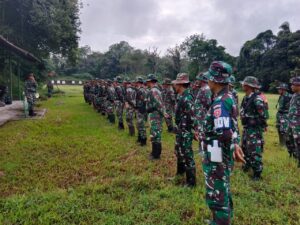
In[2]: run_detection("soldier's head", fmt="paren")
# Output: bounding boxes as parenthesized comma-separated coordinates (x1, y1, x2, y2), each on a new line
(162, 78, 172, 88)
(135, 76, 144, 88)
(146, 74, 158, 88)
(228, 75, 236, 91)
(240, 76, 261, 94)
(276, 83, 289, 95)
(290, 77, 300, 93)
(27, 73, 35, 80)
(205, 61, 232, 93)
(195, 72, 207, 87)
(172, 73, 190, 94)
(123, 78, 131, 87)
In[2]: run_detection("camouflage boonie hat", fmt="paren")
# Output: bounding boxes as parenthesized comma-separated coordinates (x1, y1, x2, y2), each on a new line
(196, 72, 208, 82)
(123, 77, 131, 83)
(206, 61, 232, 84)
(163, 78, 172, 85)
(290, 76, 300, 86)
(276, 83, 289, 90)
(240, 76, 261, 89)
(135, 76, 144, 83)
(172, 73, 190, 84)
(146, 74, 158, 82)
(229, 75, 236, 86)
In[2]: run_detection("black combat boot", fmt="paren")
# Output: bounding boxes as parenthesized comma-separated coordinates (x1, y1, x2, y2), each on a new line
(252, 171, 262, 181)
(242, 164, 250, 173)
(29, 109, 37, 117)
(140, 137, 147, 146)
(129, 126, 135, 136)
(150, 142, 161, 160)
(167, 125, 174, 133)
(186, 168, 196, 187)
(118, 122, 125, 130)
(176, 162, 186, 175)
(137, 134, 141, 143)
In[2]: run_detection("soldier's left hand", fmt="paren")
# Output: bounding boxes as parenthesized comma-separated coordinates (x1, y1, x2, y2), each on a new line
(233, 144, 246, 163)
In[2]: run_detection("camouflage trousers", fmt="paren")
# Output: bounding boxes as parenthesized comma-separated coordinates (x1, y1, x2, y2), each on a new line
(115, 101, 124, 123)
(175, 130, 195, 171)
(276, 113, 289, 146)
(136, 111, 147, 139)
(149, 111, 163, 143)
(126, 106, 135, 128)
(26, 94, 36, 111)
(286, 127, 300, 160)
(165, 107, 174, 129)
(242, 127, 264, 173)
(202, 146, 233, 225)
(99, 97, 106, 113)
(106, 100, 115, 116)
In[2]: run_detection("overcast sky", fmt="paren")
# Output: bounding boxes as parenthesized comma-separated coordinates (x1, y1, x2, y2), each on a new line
(79, 0, 300, 56)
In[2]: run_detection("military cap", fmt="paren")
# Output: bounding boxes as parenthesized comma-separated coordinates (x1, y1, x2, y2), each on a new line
(290, 76, 300, 86)
(206, 61, 232, 84)
(115, 76, 123, 83)
(276, 83, 289, 90)
(135, 76, 144, 83)
(196, 72, 208, 82)
(240, 76, 261, 89)
(162, 78, 172, 85)
(228, 75, 236, 86)
(172, 73, 190, 84)
(146, 74, 158, 82)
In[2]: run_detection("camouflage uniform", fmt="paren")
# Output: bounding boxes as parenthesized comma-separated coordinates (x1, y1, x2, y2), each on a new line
(162, 78, 176, 132)
(115, 76, 125, 129)
(194, 73, 212, 155)
(125, 81, 136, 136)
(146, 74, 166, 159)
(202, 61, 240, 225)
(172, 73, 196, 186)
(286, 77, 300, 167)
(276, 83, 292, 146)
(99, 82, 107, 115)
(240, 76, 268, 179)
(106, 81, 116, 123)
(24, 76, 38, 116)
(135, 77, 147, 145)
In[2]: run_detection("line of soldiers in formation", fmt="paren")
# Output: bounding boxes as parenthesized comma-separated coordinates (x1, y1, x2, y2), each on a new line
(83, 61, 300, 225)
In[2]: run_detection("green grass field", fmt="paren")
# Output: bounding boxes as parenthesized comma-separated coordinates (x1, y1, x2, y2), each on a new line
(0, 86, 299, 225)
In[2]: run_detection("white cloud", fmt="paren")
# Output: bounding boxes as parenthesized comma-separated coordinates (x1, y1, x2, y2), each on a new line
(79, 0, 300, 56)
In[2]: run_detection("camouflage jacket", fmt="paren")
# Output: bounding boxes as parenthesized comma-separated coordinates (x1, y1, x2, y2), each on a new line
(146, 85, 166, 116)
(115, 85, 125, 102)
(136, 87, 147, 113)
(194, 84, 212, 132)
(125, 86, 136, 108)
(288, 93, 300, 129)
(162, 87, 176, 106)
(107, 86, 116, 101)
(277, 92, 292, 114)
(175, 88, 195, 132)
(240, 92, 268, 128)
(24, 80, 37, 96)
(203, 87, 240, 145)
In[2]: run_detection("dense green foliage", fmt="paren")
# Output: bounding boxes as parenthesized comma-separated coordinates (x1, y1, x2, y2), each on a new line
(0, 86, 299, 224)
(0, 0, 81, 61)
(237, 22, 300, 91)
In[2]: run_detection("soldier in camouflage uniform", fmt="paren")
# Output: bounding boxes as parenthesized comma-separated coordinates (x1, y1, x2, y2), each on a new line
(276, 83, 292, 147)
(124, 78, 136, 136)
(228, 75, 239, 108)
(240, 76, 268, 180)
(99, 81, 107, 115)
(162, 78, 176, 132)
(135, 77, 147, 146)
(172, 73, 196, 187)
(146, 74, 168, 159)
(114, 76, 125, 129)
(194, 73, 212, 156)
(286, 77, 300, 167)
(106, 80, 116, 123)
(201, 61, 244, 225)
(24, 73, 38, 117)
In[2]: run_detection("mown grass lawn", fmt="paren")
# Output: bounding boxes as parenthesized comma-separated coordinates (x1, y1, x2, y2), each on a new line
(0, 85, 299, 225)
